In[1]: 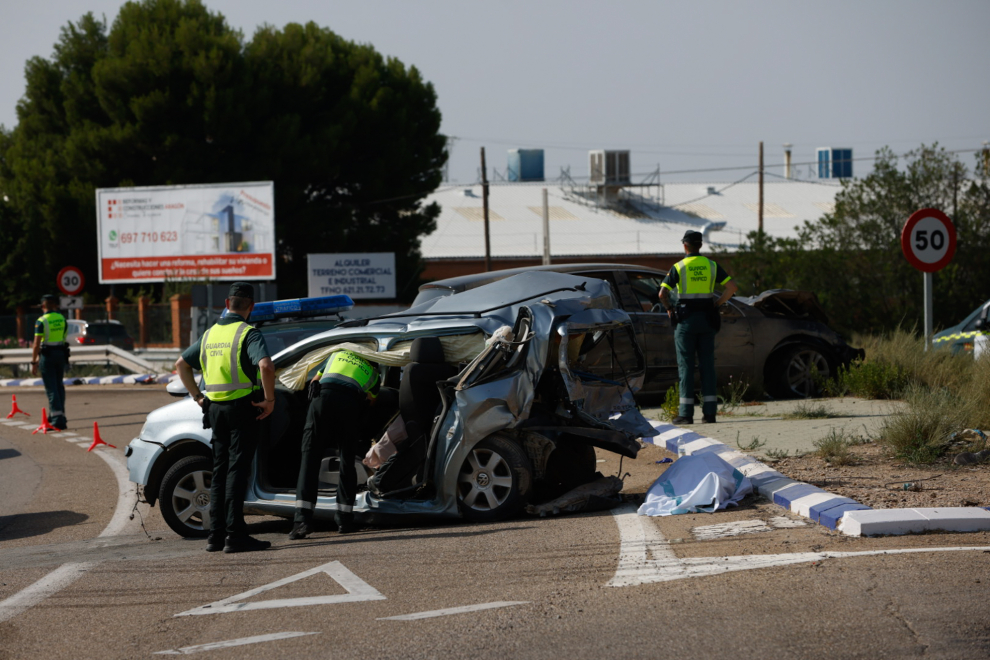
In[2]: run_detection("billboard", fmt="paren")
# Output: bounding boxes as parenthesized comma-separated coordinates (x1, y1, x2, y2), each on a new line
(96, 181, 276, 283)
(307, 253, 396, 299)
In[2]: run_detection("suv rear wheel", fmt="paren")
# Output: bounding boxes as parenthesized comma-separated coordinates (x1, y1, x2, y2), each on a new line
(768, 344, 833, 398)
(159, 455, 213, 538)
(457, 434, 533, 522)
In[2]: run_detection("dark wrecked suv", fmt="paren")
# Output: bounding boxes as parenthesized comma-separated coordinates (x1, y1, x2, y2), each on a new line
(415, 264, 864, 399)
(127, 272, 656, 537)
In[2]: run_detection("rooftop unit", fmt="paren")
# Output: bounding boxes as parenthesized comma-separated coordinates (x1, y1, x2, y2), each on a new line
(507, 149, 544, 182)
(817, 147, 853, 179)
(589, 150, 630, 185)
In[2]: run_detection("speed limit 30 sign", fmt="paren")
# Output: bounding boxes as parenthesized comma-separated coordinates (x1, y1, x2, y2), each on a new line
(901, 208, 956, 273)
(57, 265, 86, 296)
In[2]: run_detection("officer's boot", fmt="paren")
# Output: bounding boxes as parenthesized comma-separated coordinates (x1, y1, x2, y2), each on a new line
(335, 511, 358, 534)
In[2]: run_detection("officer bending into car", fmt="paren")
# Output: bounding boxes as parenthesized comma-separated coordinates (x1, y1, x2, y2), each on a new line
(175, 282, 276, 554)
(659, 230, 738, 425)
(31, 294, 70, 430)
(289, 349, 380, 540)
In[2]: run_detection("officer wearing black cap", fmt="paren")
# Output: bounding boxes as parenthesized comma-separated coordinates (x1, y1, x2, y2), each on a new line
(31, 294, 69, 430)
(175, 282, 276, 553)
(659, 230, 738, 424)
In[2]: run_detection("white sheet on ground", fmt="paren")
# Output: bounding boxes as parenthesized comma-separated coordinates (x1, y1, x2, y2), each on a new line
(638, 452, 753, 517)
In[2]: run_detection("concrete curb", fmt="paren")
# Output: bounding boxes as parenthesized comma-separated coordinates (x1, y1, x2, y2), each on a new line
(644, 419, 990, 537)
(0, 373, 176, 387)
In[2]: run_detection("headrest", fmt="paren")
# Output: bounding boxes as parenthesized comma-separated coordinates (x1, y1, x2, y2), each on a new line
(409, 336, 445, 364)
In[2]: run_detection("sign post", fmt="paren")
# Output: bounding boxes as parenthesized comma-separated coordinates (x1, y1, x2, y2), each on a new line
(900, 208, 956, 350)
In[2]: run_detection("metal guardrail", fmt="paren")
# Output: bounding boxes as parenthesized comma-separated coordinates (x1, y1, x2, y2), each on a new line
(0, 345, 158, 374)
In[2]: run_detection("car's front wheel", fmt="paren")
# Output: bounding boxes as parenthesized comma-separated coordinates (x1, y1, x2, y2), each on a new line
(457, 434, 533, 522)
(768, 344, 834, 398)
(159, 455, 213, 538)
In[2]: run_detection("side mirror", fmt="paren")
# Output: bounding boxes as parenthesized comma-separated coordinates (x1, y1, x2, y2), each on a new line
(976, 318, 988, 331)
(166, 379, 189, 397)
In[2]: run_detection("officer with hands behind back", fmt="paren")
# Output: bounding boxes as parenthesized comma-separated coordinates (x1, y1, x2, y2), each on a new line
(288, 349, 380, 540)
(32, 294, 70, 430)
(659, 230, 738, 425)
(175, 282, 276, 554)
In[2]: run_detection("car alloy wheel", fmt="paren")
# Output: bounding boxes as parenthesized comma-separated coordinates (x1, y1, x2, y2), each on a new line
(777, 345, 832, 398)
(457, 434, 532, 522)
(159, 455, 213, 538)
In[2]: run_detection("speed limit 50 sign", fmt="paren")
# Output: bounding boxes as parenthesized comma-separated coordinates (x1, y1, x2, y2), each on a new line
(901, 208, 956, 273)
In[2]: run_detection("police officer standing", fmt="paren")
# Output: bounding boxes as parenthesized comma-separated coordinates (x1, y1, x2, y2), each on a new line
(31, 294, 69, 430)
(659, 230, 738, 424)
(288, 349, 380, 540)
(175, 283, 275, 553)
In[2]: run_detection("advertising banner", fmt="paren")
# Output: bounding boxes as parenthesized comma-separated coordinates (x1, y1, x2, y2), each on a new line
(96, 181, 276, 283)
(307, 253, 396, 299)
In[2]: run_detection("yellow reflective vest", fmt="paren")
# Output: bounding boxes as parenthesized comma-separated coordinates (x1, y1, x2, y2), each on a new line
(199, 321, 258, 402)
(318, 350, 378, 395)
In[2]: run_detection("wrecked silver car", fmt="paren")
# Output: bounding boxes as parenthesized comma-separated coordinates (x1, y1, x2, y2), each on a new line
(127, 271, 655, 537)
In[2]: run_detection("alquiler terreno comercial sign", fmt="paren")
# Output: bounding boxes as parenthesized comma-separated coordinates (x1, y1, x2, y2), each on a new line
(96, 181, 276, 283)
(307, 253, 396, 299)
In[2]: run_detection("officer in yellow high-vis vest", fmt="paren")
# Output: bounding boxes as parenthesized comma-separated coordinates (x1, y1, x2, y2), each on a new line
(176, 283, 276, 554)
(659, 231, 738, 424)
(31, 294, 69, 430)
(288, 349, 380, 540)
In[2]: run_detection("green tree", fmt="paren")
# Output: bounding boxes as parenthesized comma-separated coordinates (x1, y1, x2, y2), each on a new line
(732, 145, 990, 334)
(0, 0, 445, 308)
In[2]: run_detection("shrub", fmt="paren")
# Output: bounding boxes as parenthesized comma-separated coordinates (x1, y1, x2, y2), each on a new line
(813, 428, 854, 465)
(878, 385, 962, 464)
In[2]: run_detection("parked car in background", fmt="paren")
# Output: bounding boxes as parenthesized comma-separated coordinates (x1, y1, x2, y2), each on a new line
(75, 320, 135, 351)
(933, 298, 990, 356)
(414, 264, 864, 398)
(64, 319, 86, 343)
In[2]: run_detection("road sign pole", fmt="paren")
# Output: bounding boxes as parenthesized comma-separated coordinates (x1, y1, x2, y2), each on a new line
(924, 271, 933, 351)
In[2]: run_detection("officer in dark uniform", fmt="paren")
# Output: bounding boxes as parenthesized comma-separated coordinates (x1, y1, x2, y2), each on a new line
(175, 282, 276, 553)
(659, 230, 738, 424)
(31, 294, 69, 430)
(288, 349, 380, 540)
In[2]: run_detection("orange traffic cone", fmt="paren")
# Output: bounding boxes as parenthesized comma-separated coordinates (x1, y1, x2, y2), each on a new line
(87, 422, 116, 451)
(6, 395, 30, 419)
(32, 408, 58, 434)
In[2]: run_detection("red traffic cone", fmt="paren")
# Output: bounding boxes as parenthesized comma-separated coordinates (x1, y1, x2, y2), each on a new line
(87, 422, 116, 451)
(32, 408, 58, 434)
(6, 395, 30, 419)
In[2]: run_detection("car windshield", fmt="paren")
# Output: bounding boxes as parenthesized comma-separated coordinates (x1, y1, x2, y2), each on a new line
(411, 287, 454, 307)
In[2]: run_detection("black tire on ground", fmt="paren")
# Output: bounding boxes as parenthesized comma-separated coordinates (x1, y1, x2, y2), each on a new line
(159, 455, 213, 538)
(457, 434, 533, 522)
(541, 442, 597, 499)
(767, 343, 835, 399)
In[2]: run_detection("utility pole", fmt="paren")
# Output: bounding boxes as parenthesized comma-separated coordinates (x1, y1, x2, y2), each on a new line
(542, 188, 551, 265)
(481, 147, 491, 271)
(758, 140, 763, 239)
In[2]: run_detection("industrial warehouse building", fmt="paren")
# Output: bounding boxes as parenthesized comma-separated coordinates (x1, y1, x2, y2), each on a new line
(418, 148, 847, 282)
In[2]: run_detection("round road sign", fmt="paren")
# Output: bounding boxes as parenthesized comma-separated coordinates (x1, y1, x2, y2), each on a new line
(901, 208, 956, 273)
(57, 266, 85, 296)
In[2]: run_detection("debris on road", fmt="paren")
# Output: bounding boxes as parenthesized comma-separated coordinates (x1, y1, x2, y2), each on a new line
(525, 476, 624, 517)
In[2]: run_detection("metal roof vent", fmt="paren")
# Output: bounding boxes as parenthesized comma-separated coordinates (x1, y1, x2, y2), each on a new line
(461, 188, 476, 197)
(707, 186, 717, 195)
(588, 150, 630, 185)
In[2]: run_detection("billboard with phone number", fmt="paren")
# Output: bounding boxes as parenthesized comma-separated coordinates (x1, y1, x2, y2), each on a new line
(96, 181, 275, 283)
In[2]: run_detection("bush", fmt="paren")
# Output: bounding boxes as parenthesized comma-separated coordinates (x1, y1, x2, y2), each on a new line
(879, 385, 962, 464)
(839, 359, 910, 399)
(659, 385, 679, 422)
(813, 428, 854, 465)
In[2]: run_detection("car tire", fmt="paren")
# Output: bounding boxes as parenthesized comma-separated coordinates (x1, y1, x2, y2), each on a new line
(457, 434, 533, 522)
(768, 344, 834, 399)
(159, 455, 213, 538)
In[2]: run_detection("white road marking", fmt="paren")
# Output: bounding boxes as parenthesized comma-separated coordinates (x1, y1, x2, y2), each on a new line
(175, 561, 386, 617)
(377, 601, 529, 621)
(154, 632, 319, 655)
(609, 505, 990, 587)
(769, 516, 808, 528)
(692, 520, 771, 540)
(0, 443, 141, 623)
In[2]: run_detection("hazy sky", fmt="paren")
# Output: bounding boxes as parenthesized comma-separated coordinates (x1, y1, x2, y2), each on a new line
(2, 0, 987, 184)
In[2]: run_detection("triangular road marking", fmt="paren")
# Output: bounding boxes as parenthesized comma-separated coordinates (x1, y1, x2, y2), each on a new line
(175, 561, 385, 617)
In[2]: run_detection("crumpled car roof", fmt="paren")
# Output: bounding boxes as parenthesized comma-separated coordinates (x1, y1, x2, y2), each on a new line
(736, 289, 830, 325)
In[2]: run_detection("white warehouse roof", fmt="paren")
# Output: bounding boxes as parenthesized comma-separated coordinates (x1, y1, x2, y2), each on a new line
(420, 179, 842, 260)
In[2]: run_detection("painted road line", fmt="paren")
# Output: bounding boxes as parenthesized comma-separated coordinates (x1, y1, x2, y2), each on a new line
(378, 601, 530, 621)
(692, 520, 771, 541)
(176, 561, 386, 617)
(768, 516, 808, 528)
(609, 505, 990, 587)
(0, 446, 140, 623)
(154, 632, 320, 655)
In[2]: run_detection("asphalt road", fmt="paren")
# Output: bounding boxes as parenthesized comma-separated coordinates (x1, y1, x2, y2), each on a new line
(1, 387, 989, 659)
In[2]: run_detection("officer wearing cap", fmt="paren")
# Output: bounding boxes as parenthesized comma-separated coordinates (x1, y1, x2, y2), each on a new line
(288, 349, 380, 540)
(31, 294, 69, 430)
(175, 283, 276, 553)
(659, 230, 738, 424)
